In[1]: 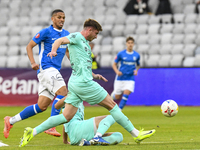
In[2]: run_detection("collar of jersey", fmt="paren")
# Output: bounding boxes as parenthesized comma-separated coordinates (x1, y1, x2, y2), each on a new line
(79, 32, 88, 43)
(51, 25, 62, 32)
(126, 50, 134, 54)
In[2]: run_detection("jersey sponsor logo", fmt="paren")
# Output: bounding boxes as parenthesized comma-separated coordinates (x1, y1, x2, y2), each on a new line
(123, 61, 136, 65)
(35, 33, 40, 38)
(133, 56, 136, 61)
(59, 45, 67, 48)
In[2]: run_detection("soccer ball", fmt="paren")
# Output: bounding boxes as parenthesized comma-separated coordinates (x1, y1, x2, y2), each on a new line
(161, 100, 178, 117)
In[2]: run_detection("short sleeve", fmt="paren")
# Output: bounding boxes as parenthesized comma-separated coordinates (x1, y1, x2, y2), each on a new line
(32, 28, 49, 44)
(66, 33, 79, 45)
(114, 52, 121, 63)
(136, 54, 140, 66)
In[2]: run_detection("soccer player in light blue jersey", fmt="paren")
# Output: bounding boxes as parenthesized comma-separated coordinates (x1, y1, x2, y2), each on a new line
(4, 9, 70, 138)
(54, 98, 123, 146)
(111, 37, 140, 110)
(19, 19, 155, 147)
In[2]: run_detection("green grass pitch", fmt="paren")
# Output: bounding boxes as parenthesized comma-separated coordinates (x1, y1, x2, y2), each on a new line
(1, 106, 200, 150)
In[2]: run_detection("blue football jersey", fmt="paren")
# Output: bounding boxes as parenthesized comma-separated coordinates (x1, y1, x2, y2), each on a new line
(32, 25, 70, 74)
(114, 50, 140, 81)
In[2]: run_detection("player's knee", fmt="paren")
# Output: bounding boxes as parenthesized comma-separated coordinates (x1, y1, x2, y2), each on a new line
(63, 114, 73, 122)
(38, 104, 48, 111)
(56, 87, 68, 96)
(40, 106, 47, 111)
(115, 95, 121, 100)
(107, 100, 117, 110)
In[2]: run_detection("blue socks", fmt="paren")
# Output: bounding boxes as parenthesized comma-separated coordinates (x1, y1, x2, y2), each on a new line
(119, 94, 129, 110)
(51, 95, 64, 116)
(19, 104, 42, 120)
(19, 95, 64, 120)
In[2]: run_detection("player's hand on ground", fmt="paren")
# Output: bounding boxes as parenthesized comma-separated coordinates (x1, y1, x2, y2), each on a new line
(64, 141, 70, 145)
(93, 74, 108, 82)
(47, 51, 57, 59)
(31, 63, 39, 70)
(117, 71, 123, 76)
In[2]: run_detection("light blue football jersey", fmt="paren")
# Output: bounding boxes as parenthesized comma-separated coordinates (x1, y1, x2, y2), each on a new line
(114, 50, 140, 81)
(32, 25, 70, 74)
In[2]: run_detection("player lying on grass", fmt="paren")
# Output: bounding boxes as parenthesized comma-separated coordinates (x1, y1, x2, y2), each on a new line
(19, 18, 155, 147)
(56, 99, 123, 146)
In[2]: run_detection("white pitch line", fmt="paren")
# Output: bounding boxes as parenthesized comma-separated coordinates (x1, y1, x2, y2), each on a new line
(0, 141, 9, 147)
(142, 141, 193, 144)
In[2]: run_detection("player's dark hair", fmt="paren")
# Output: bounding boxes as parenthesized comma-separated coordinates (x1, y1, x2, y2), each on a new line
(51, 9, 64, 17)
(126, 36, 135, 43)
(83, 18, 102, 31)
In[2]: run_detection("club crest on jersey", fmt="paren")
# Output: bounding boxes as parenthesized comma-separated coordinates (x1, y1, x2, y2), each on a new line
(35, 33, 40, 38)
(133, 56, 136, 61)
(70, 34, 77, 39)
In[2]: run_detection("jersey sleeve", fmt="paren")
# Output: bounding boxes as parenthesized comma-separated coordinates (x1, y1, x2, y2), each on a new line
(32, 28, 49, 44)
(114, 52, 121, 63)
(136, 54, 140, 66)
(66, 33, 79, 45)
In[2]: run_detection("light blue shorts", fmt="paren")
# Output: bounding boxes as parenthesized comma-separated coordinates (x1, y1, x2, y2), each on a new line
(64, 80, 108, 107)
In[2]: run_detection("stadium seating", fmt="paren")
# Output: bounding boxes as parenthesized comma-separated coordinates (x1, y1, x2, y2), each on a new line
(170, 54, 184, 67)
(158, 54, 172, 67)
(194, 55, 200, 67)
(183, 57, 195, 67)
(100, 45, 113, 54)
(0, 56, 7, 68)
(18, 55, 30, 68)
(145, 54, 160, 67)
(100, 54, 113, 67)
(147, 44, 160, 55)
(0, 0, 200, 68)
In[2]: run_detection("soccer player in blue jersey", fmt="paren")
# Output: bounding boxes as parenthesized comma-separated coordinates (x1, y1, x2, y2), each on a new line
(3, 9, 70, 138)
(19, 19, 155, 147)
(111, 37, 140, 110)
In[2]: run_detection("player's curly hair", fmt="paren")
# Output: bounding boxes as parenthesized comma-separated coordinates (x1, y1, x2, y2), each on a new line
(84, 18, 103, 31)
(126, 36, 135, 43)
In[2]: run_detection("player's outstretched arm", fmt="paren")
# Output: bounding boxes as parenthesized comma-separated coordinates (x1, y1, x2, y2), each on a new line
(92, 72, 108, 82)
(112, 62, 122, 76)
(26, 40, 39, 70)
(134, 65, 140, 75)
(63, 126, 70, 144)
(47, 37, 70, 59)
